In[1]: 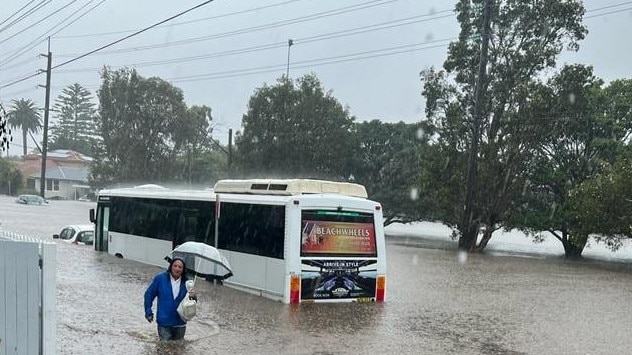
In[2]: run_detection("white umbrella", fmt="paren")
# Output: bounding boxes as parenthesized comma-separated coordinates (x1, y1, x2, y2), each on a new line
(165, 241, 233, 280)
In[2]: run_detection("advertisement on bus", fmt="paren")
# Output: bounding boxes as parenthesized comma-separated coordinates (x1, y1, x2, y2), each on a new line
(300, 220, 376, 256)
(300, 259, 377, 301)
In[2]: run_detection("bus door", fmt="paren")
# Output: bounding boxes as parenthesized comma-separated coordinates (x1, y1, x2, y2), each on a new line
(95, 204, 110, 252)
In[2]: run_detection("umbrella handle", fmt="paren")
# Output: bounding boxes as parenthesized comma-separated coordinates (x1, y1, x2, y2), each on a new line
(192, 258, 201, 287)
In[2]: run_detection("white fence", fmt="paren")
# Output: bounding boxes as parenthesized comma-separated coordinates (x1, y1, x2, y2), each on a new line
(0, 231, 56, 355)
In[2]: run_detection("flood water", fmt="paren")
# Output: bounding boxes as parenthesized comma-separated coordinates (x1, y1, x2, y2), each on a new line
(2, 195, 632, 354)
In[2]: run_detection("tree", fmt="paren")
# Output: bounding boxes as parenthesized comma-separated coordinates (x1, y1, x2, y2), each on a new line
(8, 99, 41, 156)
(420, 0, 587, 251)
(235, 74, 355, 180)
(170, 105, 227, 185)
(568, 155, 632, 251)
(353, 120, 432, 225)
(92, 67, 187, 186)
(1, 102, 11, 152)
(0, 157, 23, 195)
(507, 66, 632, 257)
(49, 83, 98, 156)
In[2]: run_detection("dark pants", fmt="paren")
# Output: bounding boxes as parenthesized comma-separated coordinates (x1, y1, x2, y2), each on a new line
(157, 325, 186, 341)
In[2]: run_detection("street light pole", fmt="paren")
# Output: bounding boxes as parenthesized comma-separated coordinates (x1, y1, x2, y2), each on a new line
(286, 39, 293, 78)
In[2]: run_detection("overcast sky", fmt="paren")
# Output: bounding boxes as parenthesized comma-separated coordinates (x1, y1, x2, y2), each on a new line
(1, 0, 631, 153)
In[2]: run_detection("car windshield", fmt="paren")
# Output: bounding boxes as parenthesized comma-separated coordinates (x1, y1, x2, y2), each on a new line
(79, 231, 94, 244)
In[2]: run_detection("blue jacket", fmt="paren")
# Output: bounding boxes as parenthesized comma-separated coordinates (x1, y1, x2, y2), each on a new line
(144, 271, 188, 327)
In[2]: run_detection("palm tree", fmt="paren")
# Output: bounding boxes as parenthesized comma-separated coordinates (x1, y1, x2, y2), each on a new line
(8, 99, 41, 156)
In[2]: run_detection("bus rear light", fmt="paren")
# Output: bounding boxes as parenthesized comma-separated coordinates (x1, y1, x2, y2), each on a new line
(290, 274, 301, 304)
(293, 200, 299, 205)
(375, 205, 381, 211)
(376, 275, 386, 302)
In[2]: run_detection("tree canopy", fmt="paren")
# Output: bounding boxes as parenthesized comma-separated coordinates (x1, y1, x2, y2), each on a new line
(91, 67, 223, 188)
(507, 66, 632, 257)
(92, 67, 188, 186)
(0, 158, 22, 195)
(0, 103, 10, 152)
(49, 83, 98, 156)
(8, 98, 41, 156)
(235, 74, 356, 181)
(420, 0, 588, 253)
(353, 120, 433, 225)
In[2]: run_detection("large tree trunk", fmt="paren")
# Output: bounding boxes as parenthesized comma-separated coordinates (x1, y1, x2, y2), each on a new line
(562, 240, 584, 259)
(561, 233, 587, 259)
(22, 130, 27, 156)
(476, 227, 494, 251)
(458, 223, 479, 251)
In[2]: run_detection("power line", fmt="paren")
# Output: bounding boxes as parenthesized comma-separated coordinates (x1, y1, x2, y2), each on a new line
(3, 1, 631, 90)
(0, 0, 37, 28)
(51, 0, 218, 70)
(0, 56, 40, 71)
(585, 6, 632, 19)
(0, 0, 217, 90)
(2, 38, 47, 67)
(2, 0, 313, 72)
(53, 10, 455, 73)
(586, 1, 632, 14)
(167, 38, 453, 83)
(55, 42, 286, 72)
(54, 0, 309, 39)
(0, 72, 42, 90)
(54, 0, 626, 60)
(0, 0, 79, 46)
(0, 0, 50, 35)
(2, 0, 103, 66)
(55, 0, 398, 57)
(2, 68, 42, 85)
(24, 38, 453, 87)
(48, 0, 107, 38)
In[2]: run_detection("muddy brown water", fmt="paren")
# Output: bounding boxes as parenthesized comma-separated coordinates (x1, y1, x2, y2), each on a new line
(2, 195, 632, 354)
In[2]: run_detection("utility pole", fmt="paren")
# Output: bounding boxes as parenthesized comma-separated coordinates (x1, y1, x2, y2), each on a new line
(39, 38, 52, 198)
(460, 0, 492, 251)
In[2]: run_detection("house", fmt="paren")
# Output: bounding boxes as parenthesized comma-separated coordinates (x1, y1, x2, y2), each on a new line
(15, 149, 93, 200)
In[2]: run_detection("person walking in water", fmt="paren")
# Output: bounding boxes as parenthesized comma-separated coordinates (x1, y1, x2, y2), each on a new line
(144, 257, 197, 341)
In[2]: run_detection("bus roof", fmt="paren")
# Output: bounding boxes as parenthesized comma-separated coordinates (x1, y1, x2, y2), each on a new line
(98, 184, 214, 201)
(213, 179, 368, 198)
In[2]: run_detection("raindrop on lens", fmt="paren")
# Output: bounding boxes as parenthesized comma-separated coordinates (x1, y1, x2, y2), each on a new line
(416, 128, 425, 140)
(458, 251, 467, 264)
(410, 188, 419, 201)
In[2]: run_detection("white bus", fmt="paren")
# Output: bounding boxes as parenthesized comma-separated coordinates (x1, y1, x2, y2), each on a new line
(90, 179, 386, 304)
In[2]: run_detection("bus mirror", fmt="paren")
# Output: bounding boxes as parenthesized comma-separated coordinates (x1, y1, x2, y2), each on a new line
(89, 208, 95, 223)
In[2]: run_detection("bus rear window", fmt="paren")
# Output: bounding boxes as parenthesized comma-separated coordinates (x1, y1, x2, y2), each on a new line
(300, 210, 376, 257)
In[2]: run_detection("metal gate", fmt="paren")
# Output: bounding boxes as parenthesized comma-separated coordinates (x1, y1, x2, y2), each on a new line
(0, 231, 56, 355)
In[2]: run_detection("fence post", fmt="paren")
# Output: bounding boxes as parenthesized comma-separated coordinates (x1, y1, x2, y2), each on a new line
(41, 243, 57, 355)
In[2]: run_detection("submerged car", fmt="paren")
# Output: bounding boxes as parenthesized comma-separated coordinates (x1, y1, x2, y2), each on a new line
(78, 192, 97, 202)
(53, 224, 94, 245)
(15, 194, 50, 205)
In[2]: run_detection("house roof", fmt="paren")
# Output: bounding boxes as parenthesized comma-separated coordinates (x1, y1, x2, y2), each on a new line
(29, 165, 89, 182)
(24, 149, 93, 163)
